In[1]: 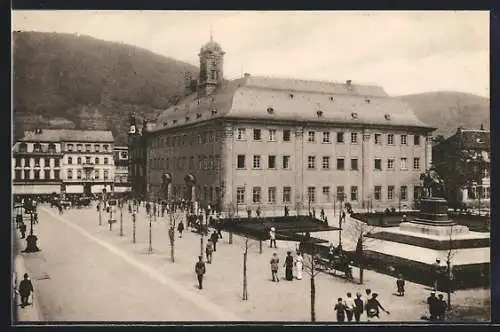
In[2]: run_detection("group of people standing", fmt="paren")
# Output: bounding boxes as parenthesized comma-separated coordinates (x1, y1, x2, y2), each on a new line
(269, 250, 304, 282)
(334, 289, 390, 322)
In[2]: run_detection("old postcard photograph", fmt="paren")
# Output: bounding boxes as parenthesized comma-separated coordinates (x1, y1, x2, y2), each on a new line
(11, 10, 490, 323)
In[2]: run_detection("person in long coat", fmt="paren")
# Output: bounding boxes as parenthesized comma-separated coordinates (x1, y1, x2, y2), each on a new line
(177, 221, 185, 238)
(19, 273, 33, 308)
(295, 250, 304, 280)
(284, 251, 294, 281)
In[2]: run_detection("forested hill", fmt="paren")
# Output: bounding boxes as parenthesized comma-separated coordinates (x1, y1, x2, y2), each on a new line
(13, 31, 198, 144)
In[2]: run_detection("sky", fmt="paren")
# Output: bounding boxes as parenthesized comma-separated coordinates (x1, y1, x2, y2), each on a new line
(12, 11, 490, 98)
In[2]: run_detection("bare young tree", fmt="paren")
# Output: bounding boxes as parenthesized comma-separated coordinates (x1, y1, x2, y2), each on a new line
(445, 225, 458, 312)
(344, 218, 378, 284)
(302, 247, 322, 322)
(240, 236, 260, 301)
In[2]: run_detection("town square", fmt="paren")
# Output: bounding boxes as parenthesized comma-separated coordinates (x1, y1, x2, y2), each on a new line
(11, 11, 490, 324)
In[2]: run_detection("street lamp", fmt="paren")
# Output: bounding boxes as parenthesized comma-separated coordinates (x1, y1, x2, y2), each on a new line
(148, 210, 153, 254)
(23, 199, 40, 253)
(132, 205, 137, 244)
(119, 200, 124, 236)
(338, 194, 345, 248)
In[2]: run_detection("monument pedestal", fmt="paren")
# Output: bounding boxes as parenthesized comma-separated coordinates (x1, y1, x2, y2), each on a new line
(362, 197, 490, 289)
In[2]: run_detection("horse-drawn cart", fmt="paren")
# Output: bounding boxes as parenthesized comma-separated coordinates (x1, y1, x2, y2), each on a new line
(299, 240, 354, 280)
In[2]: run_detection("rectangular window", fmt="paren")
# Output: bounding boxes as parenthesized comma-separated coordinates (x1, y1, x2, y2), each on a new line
(44, 170, 50, 179)
(15, 158, 21, 167)
(350, 186, 358, 201)
(44, 158, 50, 167)
(85, 144, 91, 152)
(308, 131, 316, 142)
(34, 158, 40, 167)
(336, 186, 345, 201)
(351, 158, 359, 171)
(414, 135, 421, 145)
(95, 144, 100, 152)
(104, 157, 109, 165)
(387, 159, 394, 170)
(67, 169, 73, 179)
(269, 129, 277, 141)
(34, 170, 40, 180)
(388, 186, 395, 200)
(54, 170, 60, 180)
(268, 155, 276, 169)
(351, 132, 358, 144)
(253, 129, 261, 141)
(322, 186, 330, 202)
(283, 130, 291, 142)
(283, 156, 290, 169)
(77, 144, 82, 152)
(86, 156, 91, 164)
(283, 186, 291, 203)
(336, 132, 345, 143)
(103, 144, 109, 152)
(25, 158, 30, 168)
(307, 187, 316, 203)
(374, 158, 382, 171)
(401, 135, 407, 145)
(237, 128, 246, 140)
(103, 170, 109, 180)
(253, 187, 261, 203)
(400, 186, 408, 201)
(77, 169, 82, 180)
(337, 158, 345, 170)
(323, 132, 330, 143)
(413, 157, 420, 170)
(400, 157, 408, 170)
(307, 156, 316, 169)
(237, 155, 246, 169)
(268, 187, 276, 204)
(67, 144, 74, 152)
(253, 155, 261, 169)
(237, 187, 245, 204)
(374, 186, 382, 200)
(15, 170, 21, 179)
(24, 170, 30, 179)
(322, 156, 330, 169)
(374, 134, 382, 144)
(414, 185, 422, 200)
(387, 134, 394, 145)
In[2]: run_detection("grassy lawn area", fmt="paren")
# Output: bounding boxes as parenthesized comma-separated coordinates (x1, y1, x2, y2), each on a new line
(446, 296, 490, 322)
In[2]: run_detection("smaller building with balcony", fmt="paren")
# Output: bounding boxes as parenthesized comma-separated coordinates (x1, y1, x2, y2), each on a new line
(12, 128, 63, 197)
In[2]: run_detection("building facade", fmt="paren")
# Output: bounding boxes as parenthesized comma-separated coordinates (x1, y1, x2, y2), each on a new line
(432, 126, 490, 210)
(12, 128, 63, 196)
(113, 145, 131, 194)
(12, 129, 115, 197)
(132, 37, 435, 213)
(128, 115, 148, 199)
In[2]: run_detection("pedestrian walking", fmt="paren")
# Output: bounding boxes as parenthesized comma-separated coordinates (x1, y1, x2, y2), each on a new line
(210, 231, 219, 252)
(19, 222, 27, 239)
(247, 207, 252, 218)
(256, 206, 261, 217)
(365, 293, 390, 322)
(195, 256, 206, 289)
(294, 250, 304, 280)
(284, 205, 289, 216)
(269, 227, 277, 248)
(284, 251, 294, 281)
(353, 293, 364, 323)
(427, 291, 438, 321)
(344, 292, 355, 322)
(396, 273, 405, 296)
(270, 252, 280, 282)
(205, 240, 214, 264)
(334, 298, 346, 322)
(436, 294, 447, 321)
(432, 259, 442, 291)
(320, 209, 325, 220)
(177, 220, 185, 238)
(18, 273, 33, 308)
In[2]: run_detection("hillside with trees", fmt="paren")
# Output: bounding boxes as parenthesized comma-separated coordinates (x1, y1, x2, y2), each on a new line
(13, 31, 198, 144)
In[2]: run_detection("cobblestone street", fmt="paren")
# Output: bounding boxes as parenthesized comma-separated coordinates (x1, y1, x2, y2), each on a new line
(16, 203, 490, 322)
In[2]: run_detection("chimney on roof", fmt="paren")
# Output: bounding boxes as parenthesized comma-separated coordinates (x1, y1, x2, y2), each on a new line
(346, 80, 352, 85)
(480, 123, 484, 130)
(457, 126, 463, 134)
(34, 128, 42, 134)
(244, 73, 251, 78)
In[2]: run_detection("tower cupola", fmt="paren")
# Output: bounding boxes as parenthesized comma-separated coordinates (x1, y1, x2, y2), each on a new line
(198, 32, 225, 97)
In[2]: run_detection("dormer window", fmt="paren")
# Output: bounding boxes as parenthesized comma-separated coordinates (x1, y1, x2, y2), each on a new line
(267, 107, 275, 114)
(211, 109, 218, 116)
(365, 98, 371, 104)
(185, 117, 190, 122)
(329, 96, 334, 102)
(163, 122, 168, 127)
(384, 114, 391, 120)
(173, 120, 178, 124)
(289, 94, 294, 99)
(196, 113, 202, 119)
(316, 110, 324, 117)
(351, 112, 358, 119)
(196, 100, 201, 105)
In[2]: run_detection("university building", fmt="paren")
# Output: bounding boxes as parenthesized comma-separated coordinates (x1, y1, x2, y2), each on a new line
(432, 126, 491, 210)
(130, 36, 435, 213)
(12, 129, 115, 197)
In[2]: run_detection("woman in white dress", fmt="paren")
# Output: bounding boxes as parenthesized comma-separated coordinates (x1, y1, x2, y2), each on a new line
(295, 250, 304, 280)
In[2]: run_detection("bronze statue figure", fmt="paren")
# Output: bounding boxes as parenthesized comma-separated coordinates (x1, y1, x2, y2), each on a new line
(420, 166, 445, 198)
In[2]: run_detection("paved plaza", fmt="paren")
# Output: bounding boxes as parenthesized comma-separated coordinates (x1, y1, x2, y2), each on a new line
(13, 203, 490, 322)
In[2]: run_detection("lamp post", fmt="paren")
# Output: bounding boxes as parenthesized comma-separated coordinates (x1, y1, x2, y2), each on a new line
(132, 207, 137, 244)
(24, 199, 40, 253)
(148, 211, 153, 254)
(119, 201, 124, 236)
(338, 194, 345, 247)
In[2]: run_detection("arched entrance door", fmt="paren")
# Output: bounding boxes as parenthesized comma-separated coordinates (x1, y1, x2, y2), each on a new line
(184, 174, 196, 202)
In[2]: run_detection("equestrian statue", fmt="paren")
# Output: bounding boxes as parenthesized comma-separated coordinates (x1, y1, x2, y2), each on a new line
(420, 165, 445, 198)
